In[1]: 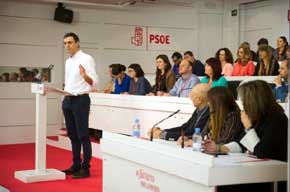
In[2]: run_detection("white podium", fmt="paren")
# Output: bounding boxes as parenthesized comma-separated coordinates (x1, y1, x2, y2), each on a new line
(14, 83, 66, 183)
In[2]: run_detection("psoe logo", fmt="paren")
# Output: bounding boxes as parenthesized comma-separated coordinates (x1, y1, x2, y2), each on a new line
(131, 26, 143, 46)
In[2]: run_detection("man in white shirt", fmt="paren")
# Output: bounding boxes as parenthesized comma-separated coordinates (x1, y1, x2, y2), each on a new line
(61, 32, 98, 179)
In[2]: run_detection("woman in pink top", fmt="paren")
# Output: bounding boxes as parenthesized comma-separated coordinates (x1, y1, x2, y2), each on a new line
(215, 48, 234, 76)
(232, 45, 255, 76)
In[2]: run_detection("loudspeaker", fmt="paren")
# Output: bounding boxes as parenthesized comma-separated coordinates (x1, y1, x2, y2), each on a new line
(54, 3, 73, 24)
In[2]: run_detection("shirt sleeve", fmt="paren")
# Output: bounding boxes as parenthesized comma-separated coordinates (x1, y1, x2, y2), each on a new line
(169, 81, 178, 96)
(136, 78, 147, 95)
(223, 64, 233, 76)
(192, 76, 201, 87)
(200, 77, 208, 84)
(274, 84, 287, 102)
(166, 72, 176, 91)
(240, 129, 261, 153)
(225, 142, 243, 153)
(122, 76, 131, 93)
(232, 63, 239, 76)
(85, 56, 98, 87)
(247, 60, 255, 76)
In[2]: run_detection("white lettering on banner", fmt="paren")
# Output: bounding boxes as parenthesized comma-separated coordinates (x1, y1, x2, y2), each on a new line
(136, 169, 160, 192)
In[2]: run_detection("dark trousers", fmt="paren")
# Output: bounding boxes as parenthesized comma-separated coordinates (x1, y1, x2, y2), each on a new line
(62, 94, 92, 170)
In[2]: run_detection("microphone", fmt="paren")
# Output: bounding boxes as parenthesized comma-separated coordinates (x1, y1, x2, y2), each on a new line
(150, 109, 180, 141)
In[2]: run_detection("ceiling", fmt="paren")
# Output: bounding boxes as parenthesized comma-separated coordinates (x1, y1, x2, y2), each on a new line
(19, 0, 201, 8)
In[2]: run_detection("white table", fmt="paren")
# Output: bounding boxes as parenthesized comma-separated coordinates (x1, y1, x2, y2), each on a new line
(89, 93, 288, 137)
(101, 131, 287, 192)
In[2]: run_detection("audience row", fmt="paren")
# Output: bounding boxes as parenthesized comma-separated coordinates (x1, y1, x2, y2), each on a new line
(104, 57, 289, 102)
(0, 67, 51, 82)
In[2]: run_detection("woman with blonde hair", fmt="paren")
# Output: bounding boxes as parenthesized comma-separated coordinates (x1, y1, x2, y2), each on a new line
(232, 45, 255, 76)
(254, 44, 279, 76)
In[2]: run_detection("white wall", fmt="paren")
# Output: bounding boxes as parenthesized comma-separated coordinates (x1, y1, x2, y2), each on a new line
(239, 0, 289, 51)
(223, 0, 289, 55)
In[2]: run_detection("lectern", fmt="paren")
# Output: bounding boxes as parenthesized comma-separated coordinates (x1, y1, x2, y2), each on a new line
(14, 83, 66, 183)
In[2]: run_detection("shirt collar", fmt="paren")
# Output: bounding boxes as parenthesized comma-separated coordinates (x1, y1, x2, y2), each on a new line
(70, 50, 82, 58)
(197, 105, 208, 116)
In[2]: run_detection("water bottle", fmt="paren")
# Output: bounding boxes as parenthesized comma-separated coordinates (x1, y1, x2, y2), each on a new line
(192, 128, 202, 151)
(132, 118, 141, 137)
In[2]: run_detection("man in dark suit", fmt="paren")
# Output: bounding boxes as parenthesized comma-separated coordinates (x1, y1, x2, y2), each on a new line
(148, 83, 210, 142)
(184, 51, 205, 76)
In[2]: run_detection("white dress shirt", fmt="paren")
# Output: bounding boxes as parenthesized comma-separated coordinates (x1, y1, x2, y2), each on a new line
(64, 50, 98, 95)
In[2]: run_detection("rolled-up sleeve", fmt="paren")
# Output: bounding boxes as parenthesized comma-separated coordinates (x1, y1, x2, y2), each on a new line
(85, 56, 98, 87)
(240, 129, 260, 153)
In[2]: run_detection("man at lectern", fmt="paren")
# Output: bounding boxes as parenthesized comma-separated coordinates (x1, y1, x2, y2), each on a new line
(61, 32, 98, 179)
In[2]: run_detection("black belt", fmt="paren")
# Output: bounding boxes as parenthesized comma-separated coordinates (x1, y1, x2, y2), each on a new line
(66, 94, 89, 98)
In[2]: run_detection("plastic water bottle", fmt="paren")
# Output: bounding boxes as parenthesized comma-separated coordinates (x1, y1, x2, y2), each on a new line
(132, 118, 141, 137)
(192, 128, 202, 151)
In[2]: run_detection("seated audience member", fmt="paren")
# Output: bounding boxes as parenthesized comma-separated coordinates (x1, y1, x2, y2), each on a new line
(257, 37, 269, 46)
(203, 80, 287, 192)
(273, 36, 288, 61)
(9, 72, 19, 82)
(254, 45, 279, 76)
(273, 59, 289, 102)
(183, 51, 205, 76)
(241, 42, 258, 62)
(163, 59, 200, 97)
(286, 45, 290, 59)
(1, 73, 10, 82)
(23, 70, 38, 82)
(201, 57, 228, 87)
(147, 83, 210, 141)
(182, 86, 243, 146)
(215, 48, 234, 76)
(148, 54, 175, 96)
(41, 68, 51, 82)
(103, 64, 116, 93)
(32, 68, 40, 81)
(125, 63, 152, 95)
(171, 52, 183, 80)
(19, 67, 27, 82)
(111, 64, 130, 94)
(232, 45, 255, 76)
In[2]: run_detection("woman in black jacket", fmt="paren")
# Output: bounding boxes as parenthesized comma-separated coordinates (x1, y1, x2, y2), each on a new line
(203, 80, 287, 192)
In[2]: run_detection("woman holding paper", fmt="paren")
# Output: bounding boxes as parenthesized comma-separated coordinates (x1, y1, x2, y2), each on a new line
(203, 80, 287, 192)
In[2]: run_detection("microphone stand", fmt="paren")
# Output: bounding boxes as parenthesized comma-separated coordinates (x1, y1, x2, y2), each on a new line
(181, 128, 185, 148)
(150, 109, 180, 141)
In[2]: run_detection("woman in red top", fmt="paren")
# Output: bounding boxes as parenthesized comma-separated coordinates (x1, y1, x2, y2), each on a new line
(232, 45, 255, 76)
